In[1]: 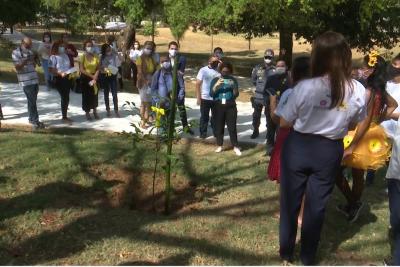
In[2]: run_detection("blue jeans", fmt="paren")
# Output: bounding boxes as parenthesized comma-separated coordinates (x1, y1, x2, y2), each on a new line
(23, 84, 39, 124)
(388, 179, 400, 265)
(101, 74, 118, 111)
(41, 59, 52, 88)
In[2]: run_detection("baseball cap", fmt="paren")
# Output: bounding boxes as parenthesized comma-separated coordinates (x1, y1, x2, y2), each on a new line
(264, 49, 274, 58)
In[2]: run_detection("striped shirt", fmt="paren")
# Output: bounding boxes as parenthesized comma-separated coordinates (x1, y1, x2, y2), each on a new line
(12, 47, 39, 87)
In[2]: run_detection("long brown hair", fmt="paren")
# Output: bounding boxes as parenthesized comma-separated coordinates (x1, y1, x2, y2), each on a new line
(50, 40, 63, 55)
(311, 31, 352, 108)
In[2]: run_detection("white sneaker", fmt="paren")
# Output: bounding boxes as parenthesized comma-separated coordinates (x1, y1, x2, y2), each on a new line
(215, 146, 223, 153)
(233, 147, 242, 156)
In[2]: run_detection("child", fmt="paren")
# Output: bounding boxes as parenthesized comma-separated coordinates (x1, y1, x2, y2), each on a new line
(386, 110, 400, 265)
(336, 51, 398, 223)
(267, 56, 311, 182)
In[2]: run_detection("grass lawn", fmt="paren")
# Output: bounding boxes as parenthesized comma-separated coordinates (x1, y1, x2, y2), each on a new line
(0, 125, 393, 265)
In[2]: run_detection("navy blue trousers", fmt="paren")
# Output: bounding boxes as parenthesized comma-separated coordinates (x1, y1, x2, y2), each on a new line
(388, 179, 400, 265)
(280, 131, 343, 265)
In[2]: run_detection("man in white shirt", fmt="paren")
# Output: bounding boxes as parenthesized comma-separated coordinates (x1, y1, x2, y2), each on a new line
(12, 37, 44, 130)
(196, 56, 221, 139)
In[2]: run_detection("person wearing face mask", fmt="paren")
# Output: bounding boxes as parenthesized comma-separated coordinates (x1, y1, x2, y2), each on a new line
(79, 40, 101, 121)
(150, 56, 185, 122)
(213, 47, 224, 68)
(210, 62, 241, 156)
(49, 40, 74, 123)
(60, 33, 79, 93)
(196, 56, 221, 139)
(264, 60, 290, 155)
(91, 37, 101, 55)
(250, 49, 276, 140)
(136, 41, 159, 128)
(107, 35, 123, 90)
(37, 32, 53, 91)
(61, 33, 78, 68)
(167, 41, 193, 135)
(129, 41, 142, 88)
(12, 37, 44, 130)
(100, 43, 120, 118)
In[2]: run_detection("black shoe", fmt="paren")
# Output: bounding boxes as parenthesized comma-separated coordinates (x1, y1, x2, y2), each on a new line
(250, 131, 259, 139)
(383, 257, 394, 266)
(200, 134, 207, 139)
(37, 121, 45, 129)
(336, 203, 351, 217)
(348, 202, 364, 223)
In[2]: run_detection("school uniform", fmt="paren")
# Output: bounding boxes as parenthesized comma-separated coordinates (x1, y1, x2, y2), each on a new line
(278, 77, 366, 265)
(386, 117, 400, 265)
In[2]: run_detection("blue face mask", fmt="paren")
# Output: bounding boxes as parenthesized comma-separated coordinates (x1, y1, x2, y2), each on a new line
(162, 62, 171, 69)
(58, 47, 65, 54)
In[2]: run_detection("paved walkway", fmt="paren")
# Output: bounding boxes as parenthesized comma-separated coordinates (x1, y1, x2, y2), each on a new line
(0, 31, 268, 145)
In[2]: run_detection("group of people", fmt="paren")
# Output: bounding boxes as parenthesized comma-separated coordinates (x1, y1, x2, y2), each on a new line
(11, 33, 124, 128)
(6, 29, 400, 264)
(258, 32, 400, 265)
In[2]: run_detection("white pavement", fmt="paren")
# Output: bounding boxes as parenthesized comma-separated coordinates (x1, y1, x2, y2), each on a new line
(0, 31, 268, 145)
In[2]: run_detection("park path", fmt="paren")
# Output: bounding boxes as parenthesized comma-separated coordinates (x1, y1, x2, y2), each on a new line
(0, 31, 268, 146)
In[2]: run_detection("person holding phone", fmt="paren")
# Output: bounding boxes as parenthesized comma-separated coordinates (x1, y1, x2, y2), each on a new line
(210, 62, 241, 156)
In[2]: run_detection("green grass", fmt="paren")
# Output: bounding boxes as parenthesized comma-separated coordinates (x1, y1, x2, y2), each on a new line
(0, 126, 393, 265)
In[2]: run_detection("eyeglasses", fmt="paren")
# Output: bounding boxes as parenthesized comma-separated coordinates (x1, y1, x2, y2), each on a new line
(264, 56, 272, 59)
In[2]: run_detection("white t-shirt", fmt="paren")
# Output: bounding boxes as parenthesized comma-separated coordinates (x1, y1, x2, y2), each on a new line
(49, 53, 71, 73)
(196, 66, 221, 100)
(129, 49, 142, 62)
(386, 118, 400, 180)
(279, 77, 367, 140)
(381, 81, 400, 139)
(275, 88, 293, 118)
(12, 47, 39, 87)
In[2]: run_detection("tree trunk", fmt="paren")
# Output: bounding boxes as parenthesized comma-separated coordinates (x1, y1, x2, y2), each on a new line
(248, 37, 251, 51)
(279, 26, 293, 68)
(10, 25, 13, 34)
(211, 33, 214, 54)
(151, 12, 155, 42)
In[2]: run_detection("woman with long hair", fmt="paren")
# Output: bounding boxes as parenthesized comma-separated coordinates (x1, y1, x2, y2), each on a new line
(100, 43, 120, 117)
(79, 40, 100, 120)
(336, 52, 398, 222)
(278, 31, 367, 265)
(136, 41, 158, 128)
(37, 32, 52, 90)
(49, 40, 74, 123)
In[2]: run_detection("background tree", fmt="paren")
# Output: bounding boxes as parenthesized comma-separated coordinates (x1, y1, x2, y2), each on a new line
(164, 0, 193, 46)
(194, 0, 400, 66)
(0, 0, 40, 34)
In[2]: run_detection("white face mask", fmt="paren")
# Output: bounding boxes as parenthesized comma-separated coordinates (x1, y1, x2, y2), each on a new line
(169, 49, 177, 57)
(162, 62, 171, 69)
(86, 47, 93, 53)
(264, 59, 272, 64)
(134, 45, 139, 49)
(275, 67, 286, 74)
(143, 48, 152, 55)
(44, 37, 50, 42)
